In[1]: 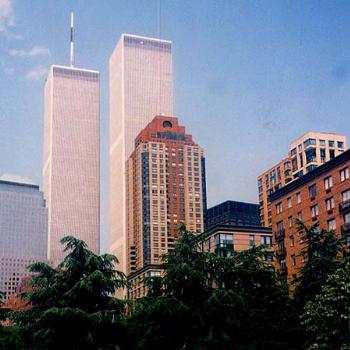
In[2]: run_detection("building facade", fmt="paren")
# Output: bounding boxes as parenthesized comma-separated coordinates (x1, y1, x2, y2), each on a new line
(206, 200, 261, 229)
(127, 116, 205, 299)
(258, 158, 293, 227)
(43, 65, 100, 266)
(0, 178, 47, 300)
(289, 132, 346, 179)
(270, 149, 350, 282)
(258, 132, 346, 228)
(109, 34, 173, 276)
(201, 224, 273, 260)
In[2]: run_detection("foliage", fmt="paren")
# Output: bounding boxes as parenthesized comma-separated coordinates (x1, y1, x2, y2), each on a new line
(301, 260, 350, 350)
(127, 225, 299, 350)
(293, 221, 343, 304)
(13, 236, 128, 350)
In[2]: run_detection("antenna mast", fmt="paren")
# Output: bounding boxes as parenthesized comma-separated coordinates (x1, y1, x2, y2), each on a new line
(70, 12, 75, 67)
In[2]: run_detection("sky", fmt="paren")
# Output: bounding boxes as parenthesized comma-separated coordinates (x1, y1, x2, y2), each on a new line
(1, 0, 350, 252)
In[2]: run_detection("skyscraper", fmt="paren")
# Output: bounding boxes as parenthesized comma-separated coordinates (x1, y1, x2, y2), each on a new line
(109, 34, 173, 275)
(42, 16, 100, 266)
(126, 116, 206, 299)
(0, 175, 47, 300)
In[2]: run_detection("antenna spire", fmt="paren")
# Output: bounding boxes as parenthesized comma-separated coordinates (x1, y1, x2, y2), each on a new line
(70, 12, 75, 67)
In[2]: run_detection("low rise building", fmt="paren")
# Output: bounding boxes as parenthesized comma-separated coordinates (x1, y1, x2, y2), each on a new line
(206, 200, 260, 229)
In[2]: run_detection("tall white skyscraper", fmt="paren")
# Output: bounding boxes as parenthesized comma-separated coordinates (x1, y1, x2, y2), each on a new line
(43, 64, 100, 266)
(109, 34, 173, 275)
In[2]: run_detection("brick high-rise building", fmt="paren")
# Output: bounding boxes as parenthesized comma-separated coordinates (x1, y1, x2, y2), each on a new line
(258, 132, 346, 228)
(43, 64, 100, 266)
(270, 149, 350, 282)
(109, 34, 173, 276)
(126, 116, 206, 299)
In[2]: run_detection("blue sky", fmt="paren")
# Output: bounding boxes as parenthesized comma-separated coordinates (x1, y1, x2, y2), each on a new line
(1, 0, 350, 252)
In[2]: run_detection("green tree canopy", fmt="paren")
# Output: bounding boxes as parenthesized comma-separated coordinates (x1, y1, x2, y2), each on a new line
(128, 225, 299, 350)
(14, 236, 128, 350)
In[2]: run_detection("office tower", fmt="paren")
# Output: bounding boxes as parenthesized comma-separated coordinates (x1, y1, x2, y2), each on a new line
(109, 34, 173, 275)
(0, 176, 47, 300)
(126, 116, 205, 298)
(206, 200, 261, 229)
(270, 149, 350, 283)
(258, 132, 346, 227)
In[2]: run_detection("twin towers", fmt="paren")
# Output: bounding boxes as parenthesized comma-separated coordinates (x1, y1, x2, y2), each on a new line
(42, 33, 173, 273)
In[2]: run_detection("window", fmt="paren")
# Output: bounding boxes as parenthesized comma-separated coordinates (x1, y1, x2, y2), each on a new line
(324, 176, 333, 190)
(338, 141, 344, 149)
(296, 192, 301, 204)
(329, 140, 334, 147)
(277, 221, 284, 231)
(342, 189, 350, 202)
(345, 212, 350, 224)
(340, 168, 349, 182)
(297, 211, 302, 221)
(311, 204, 319, 218)
(309, 184, 317, 198)
(260, 236, 272, 247)
(305, 147, 316, 164)
(276, 202, 283, 214)
(291, 148, 297, 157)
(329, 149, 335, 159)
(287, 197, 292, 208)
(319, 139, 325, 147)
(298, 144, 302, 152)
(320, 148, 326, 163)
(290, 235, 295, 247)
(249, 235, 255, 247)
(326, 197, 335, 211)
(304, 138, 316, 148)
(288, 216, 293, 228)
(291, 255, 296, 266)
(328, 219, 336, 230)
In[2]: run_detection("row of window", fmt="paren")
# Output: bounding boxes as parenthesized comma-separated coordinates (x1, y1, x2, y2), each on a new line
(275, 167, 350, 214)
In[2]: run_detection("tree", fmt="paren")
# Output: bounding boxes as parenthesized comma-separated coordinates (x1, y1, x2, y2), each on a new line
(128, 225, 299, 350)
(301, 261, 350, 350)
(13, 236, 128, 350)
(294, 222, 343, 304)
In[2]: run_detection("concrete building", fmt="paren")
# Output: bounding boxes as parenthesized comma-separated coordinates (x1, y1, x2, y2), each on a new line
(258, 132, 346, 228)
(43, 64, 100, 266)
(289, 132, 346, 179)
(258, 158, 293, 227)
(109, 34, 173, 276)
(270, 149, 350, 283)
(201, 224, 273, 260)
(126, 116, 205, 299)
(206, 200, 261, 229)
(0, 176, 47, 300)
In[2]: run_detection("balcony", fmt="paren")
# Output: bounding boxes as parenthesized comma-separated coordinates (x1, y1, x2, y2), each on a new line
(279, 265, 288, 275)
(339, 200, 350, 214)
(341, 223, 350, 235)
(275, 229, 285, 241)
(276, 245, 286, 258)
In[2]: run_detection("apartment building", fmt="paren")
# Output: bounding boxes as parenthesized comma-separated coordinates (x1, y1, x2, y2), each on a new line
(126, 116, 206, 299)
(270, 149, 350, 282)
(258, 132, 346, 228)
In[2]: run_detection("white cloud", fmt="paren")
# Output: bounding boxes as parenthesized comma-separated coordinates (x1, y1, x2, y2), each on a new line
(0, 0, 14, 32)
(25, 66, 48, 80)
(9, 45, 50, 57)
